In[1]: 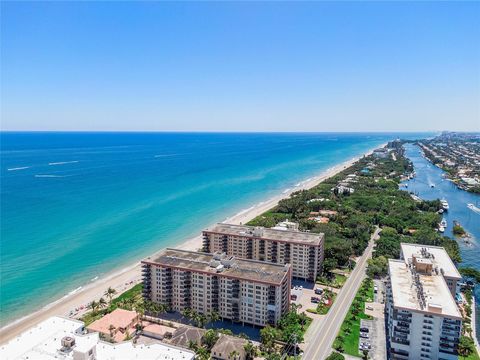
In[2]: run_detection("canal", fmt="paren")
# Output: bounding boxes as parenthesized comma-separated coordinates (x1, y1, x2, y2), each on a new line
(402, 144, 480, 339)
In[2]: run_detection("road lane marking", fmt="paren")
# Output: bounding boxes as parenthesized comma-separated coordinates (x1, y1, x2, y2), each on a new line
(305, 232, 378, 359)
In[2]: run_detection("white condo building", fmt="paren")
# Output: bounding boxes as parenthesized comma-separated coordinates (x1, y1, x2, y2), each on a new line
(202, 223, 324, 281)
(0, 316, 195, 360)
(387, 244, 463, 360)
(142, 248, 291, 327)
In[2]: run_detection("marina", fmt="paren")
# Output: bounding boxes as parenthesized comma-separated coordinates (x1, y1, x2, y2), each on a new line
(402, 143, 480, 340)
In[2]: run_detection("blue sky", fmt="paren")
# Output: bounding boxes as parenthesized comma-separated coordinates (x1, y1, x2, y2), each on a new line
(1, 1, 479, 132)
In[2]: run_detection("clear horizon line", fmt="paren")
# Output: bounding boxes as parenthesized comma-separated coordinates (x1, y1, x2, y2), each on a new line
(0, 129, 451, 134)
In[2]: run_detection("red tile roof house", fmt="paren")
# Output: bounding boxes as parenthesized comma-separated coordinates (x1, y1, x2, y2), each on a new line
(86, 308, 139, 342)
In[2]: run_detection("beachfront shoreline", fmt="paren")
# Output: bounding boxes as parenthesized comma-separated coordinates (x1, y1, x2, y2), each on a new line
(0, 144, 385, 344)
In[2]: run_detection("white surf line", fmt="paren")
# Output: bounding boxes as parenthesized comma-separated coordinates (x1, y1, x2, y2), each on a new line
(48, 161, 79, 166)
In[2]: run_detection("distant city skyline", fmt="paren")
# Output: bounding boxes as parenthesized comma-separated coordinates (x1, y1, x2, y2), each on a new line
(1, 1, 479, 132)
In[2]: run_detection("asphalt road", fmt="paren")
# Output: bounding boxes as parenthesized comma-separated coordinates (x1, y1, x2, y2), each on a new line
(302, 226, 381, 360)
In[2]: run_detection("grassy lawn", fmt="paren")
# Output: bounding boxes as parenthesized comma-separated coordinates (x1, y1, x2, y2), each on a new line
(317, 272, 348, 289)
(111, 283, 143, 306)
(333, 278, 374, 357)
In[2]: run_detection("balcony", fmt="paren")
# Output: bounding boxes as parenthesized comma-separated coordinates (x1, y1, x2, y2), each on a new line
(439, 348, 458, 356)
(391, 337, 410, 346)
(440, 336, 459, 343)
(394, 327, 410, 335)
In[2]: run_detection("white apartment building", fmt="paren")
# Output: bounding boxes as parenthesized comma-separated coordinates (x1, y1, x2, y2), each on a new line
(400, 243, 462, 297)
(142, 249, 291, 327)
(0, 316, 195, 360)
(387, 244, 463, 360)
(202, 223, 324, 281)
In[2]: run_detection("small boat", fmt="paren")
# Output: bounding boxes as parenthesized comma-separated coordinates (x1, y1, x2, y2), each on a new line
(430, 183, 435, 188)
(467, 203, 480, 214)
(438, 226, 445, 233)
(441, 199, 449, 211)
(438, 209, 444, 214)
(440, 219, 447, 228)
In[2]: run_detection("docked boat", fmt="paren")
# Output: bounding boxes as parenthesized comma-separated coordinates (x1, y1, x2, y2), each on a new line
(441, 199, 449, 211)
(440, 219, 447, 228)
(438, 226, 445, 233)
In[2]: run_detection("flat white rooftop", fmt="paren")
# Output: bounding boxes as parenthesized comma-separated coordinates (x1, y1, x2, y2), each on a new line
(388, 259, 461, 319)
(0, 316, 195, 360)
(400, 243, 461, 279)
(204, 223, 324, 246)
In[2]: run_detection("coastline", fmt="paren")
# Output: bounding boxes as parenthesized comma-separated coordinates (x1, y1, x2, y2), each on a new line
(0, 144, 384, 344)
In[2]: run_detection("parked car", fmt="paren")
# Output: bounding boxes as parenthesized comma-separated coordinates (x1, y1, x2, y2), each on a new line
(314, 288, 323, 295)
(291, 294, 297, 301)
(360, 342, 371, 350)
(311, 297, 321, 303)
(360, 327, 369, 333)
(366, 305, 373, 310)
(360, 332, 369, 339)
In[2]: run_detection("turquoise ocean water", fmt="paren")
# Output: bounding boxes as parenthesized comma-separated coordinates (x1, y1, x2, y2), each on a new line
(0, 132, 426, 325)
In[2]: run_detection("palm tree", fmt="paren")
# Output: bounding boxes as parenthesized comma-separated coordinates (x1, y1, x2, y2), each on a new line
(182, 308, 192, 320)
(98, 297, 107, 309)
(135, 303, 145, 330)
(208, 310, 220, 323)
(196, 346, 210, 360)
(187, 340, 198, 352)
(195, 314, 208, 328)
(244, 341, 257, 360)
(104, 287, 117, 304)
(124, 297, 135, 310)
(229, 350, 240, 360)
(202, 329, 218, 350)
(88, 300, 99, 314)
(108, 324, 115, 339)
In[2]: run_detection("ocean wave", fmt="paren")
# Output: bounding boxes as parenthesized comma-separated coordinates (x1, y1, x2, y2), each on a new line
(236, 206, 256, 216)
(35, 174, 68, 178)
(154, 154, 178, 158)
(7, 166, 30, 171)
(68, 286, 83, 296)
(48, 161, 79, 166)
(282, 188, 291, 194)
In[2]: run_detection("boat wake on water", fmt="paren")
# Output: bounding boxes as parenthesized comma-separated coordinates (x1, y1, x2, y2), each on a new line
(467, 203, 480, 214)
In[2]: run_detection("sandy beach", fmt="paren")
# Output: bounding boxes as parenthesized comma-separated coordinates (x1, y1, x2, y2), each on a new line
(0, 145, 382, 344)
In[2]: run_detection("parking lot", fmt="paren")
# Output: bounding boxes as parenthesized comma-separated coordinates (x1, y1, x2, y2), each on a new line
(290, 280, 338, 314)
(358, 279, 387, 360)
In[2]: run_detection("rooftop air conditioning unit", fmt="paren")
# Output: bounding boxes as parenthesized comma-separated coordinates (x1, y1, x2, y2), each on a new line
(61, 336, 75, 349)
